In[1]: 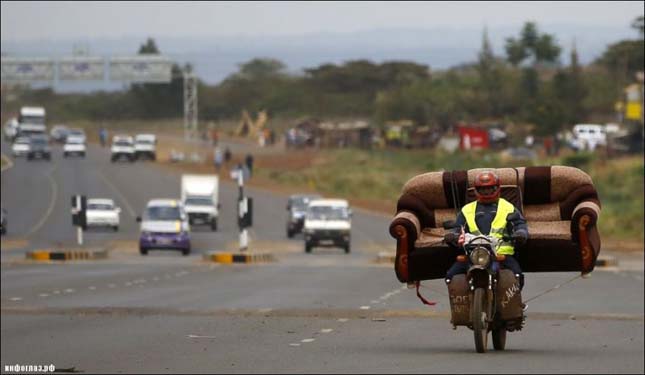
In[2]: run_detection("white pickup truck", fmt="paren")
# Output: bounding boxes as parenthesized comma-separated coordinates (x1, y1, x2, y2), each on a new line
(181, 175, 219, 231)
(134, 134, 157, 161)
(110, 135, 135, 162)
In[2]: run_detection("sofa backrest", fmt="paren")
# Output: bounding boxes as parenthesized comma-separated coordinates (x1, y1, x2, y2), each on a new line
(397, 166, 599, 228)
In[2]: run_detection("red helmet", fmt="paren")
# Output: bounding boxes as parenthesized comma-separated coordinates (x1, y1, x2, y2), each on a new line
(474, 171, 500, 204)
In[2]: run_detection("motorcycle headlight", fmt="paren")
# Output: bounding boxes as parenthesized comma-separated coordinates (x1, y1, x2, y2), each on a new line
(469, 248, 490, 266)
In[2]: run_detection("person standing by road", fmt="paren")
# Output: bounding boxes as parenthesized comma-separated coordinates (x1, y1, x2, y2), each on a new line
(213, 147, 223, 174)
(99, 127, 108, 147)
(245, 153, 254, 177)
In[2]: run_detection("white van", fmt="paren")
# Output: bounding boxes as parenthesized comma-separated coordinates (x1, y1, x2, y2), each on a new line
(181, 175, 219, 231)
(572, 124, 607, 151)
(134, 134, 157, 161)
(110, 135, 135, 162)
(303, 199, 352, 253)
(137, 199, 191, 256)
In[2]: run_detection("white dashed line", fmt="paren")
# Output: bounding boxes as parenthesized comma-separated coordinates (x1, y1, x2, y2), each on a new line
(359, 306, 371, 310)
(88, 286, 97, 291)
(258, 308, 273, 313)
(39, 293, 50, 298)
(289, 343, 301, 347)
(9, 297, 22, 301)
(301, 338, 315, 343)
(337, 318, 349, 323)
(108, 284, 116, 288)
(52, 290, 61, 295)
(320, 329, 333, 334)
(64, 288, 75, 294)
(370, 300, 380, 304)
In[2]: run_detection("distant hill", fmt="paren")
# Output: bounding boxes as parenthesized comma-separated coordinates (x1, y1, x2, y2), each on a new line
(1, 24, 636, 92)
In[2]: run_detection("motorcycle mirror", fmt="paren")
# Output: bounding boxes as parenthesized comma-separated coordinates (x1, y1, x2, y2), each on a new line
(442, 220, 457, 230)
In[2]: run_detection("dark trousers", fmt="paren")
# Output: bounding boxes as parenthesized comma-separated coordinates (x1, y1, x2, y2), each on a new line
(446, 255, 524, 289)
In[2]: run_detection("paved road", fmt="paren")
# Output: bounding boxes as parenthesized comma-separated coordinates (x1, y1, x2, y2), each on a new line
(1, 138, 643, 374)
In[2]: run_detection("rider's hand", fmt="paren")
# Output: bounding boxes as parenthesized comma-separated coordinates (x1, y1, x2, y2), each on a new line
(444, 232, 459, 244)
(512, 231, 528, 245)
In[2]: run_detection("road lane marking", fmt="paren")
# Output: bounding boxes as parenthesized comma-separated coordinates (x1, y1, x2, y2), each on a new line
(88, 286, 96, 290)
(26, 165, 59, 237)
(359, 306, 371, 310)
(39, 293, 50, 298)
(187, 334, 217, 339)
(371, 300, 380, 304)
(289, 343, 301, 347)
(52, 290, 61, 295)
(320, 329, 333, 334)
(9, 297, 22, 301)
(125, 282, 132, 286)
(96, 169, 137, 218)
(301, 338, 315, 343)
(258, 308, 273, 313)
(337, 318, 349, 323)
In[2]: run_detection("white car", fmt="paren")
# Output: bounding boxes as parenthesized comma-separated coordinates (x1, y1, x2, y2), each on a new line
(4, 118, 19, 141)
(63, 136, 86, 158)
(11, 136, 31, 157)
(110, 135, 135, 162)
(67, 128, 87, 144)
(86, 199, 121, 231)
(303, 199, 352, 253)
(134, 134, 157, 161)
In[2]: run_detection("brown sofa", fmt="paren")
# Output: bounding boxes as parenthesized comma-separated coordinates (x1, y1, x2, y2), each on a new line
(389, 166, 601, 283)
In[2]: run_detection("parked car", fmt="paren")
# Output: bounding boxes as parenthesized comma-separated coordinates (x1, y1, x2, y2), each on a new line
(11, 136, 31, 157)
(303, 199, 352, 253)
(86, 199, 121, 231)
(27, 135, 51, 161)
(63, 135, 86, 158)
(50, 125, 70, 143)
(137, 199, 191, 256)
(286, 194, 322, 238)
(571, 124, 607, 151)
(110, 135, 135, 162)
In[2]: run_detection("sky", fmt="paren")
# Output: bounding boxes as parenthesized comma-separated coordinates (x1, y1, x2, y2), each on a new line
(2, 1, 643, 41)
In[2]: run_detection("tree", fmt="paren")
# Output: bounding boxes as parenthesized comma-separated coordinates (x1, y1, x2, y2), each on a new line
(505, 37, 527, 67)
(138, 37, 160, 55)
(632, 15, 644, 39)
(504, 22, 561, 66)
(237, 58, 286, 80)
(477, 27, 503, 117)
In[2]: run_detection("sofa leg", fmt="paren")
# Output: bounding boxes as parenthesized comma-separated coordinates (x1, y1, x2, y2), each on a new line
(578, 214, 594, 274)
(393, 225, 410, 283)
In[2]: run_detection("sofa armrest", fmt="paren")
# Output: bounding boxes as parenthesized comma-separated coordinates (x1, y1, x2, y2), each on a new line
(389, 211, 421, 283)
(571, 201, 601, 274)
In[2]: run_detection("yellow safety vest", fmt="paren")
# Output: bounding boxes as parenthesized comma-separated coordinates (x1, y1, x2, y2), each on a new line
(461, 198, 516, 255)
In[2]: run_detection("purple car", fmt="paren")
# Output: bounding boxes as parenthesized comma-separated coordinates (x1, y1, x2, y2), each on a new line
(137, 199, 191, 256)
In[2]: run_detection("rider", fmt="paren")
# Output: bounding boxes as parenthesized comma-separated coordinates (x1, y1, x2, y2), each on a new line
(444, 171, 529, 290)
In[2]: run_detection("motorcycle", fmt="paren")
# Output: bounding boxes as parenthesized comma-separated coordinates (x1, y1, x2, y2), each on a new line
(446, 232, 524, 353)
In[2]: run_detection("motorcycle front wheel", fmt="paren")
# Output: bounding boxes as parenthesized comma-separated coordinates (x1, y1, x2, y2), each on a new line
(472, 287, 489, 353)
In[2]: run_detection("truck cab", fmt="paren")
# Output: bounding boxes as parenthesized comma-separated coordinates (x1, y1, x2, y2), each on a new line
(303, 199, 352, 253)
(181, 175, 219, 231)
(17, 107, 46, 138)
(110, 135, 135, 162)
(134, 134, 157, 161)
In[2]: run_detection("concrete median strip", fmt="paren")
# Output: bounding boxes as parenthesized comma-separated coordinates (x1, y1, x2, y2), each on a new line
(26, 248, 109, 261)
(202, 251, 275, 264)
(374, 251, 618, 268)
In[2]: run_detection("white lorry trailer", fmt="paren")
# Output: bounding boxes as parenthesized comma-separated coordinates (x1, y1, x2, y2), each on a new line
(181, 175, 219, 231)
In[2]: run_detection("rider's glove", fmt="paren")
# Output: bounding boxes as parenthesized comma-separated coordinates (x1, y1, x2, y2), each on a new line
(444, 232, 459, 244)
(512, 230, 528, 245)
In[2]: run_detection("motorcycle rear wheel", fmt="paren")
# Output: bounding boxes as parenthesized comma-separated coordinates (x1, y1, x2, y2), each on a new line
(472, 287, 489, 353)
(492, 327, 506, 350)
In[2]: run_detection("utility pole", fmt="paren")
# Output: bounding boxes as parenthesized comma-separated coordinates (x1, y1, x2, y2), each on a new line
(183, 69, 198, 141)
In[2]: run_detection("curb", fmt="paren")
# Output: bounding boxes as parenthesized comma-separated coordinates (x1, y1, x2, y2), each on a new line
(202, 252, 275, 264)
(26, 249, 109, 261)
(374, 252, 619, 268)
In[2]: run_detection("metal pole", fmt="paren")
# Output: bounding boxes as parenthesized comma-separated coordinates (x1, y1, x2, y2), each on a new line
(77, 226, 83, 246)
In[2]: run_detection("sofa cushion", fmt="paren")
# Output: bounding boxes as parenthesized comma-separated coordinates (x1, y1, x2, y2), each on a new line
(527, 221, 572, 241)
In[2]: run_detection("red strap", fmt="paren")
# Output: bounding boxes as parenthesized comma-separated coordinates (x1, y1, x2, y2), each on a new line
(415, 281, 437, 306)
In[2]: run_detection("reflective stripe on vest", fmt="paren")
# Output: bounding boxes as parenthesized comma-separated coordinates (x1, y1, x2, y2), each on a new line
(461, 198, 516, 255)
